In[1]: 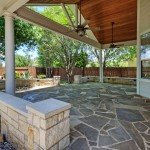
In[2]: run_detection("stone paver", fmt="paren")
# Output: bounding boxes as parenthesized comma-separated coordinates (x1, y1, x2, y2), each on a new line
(75, 123, 98, 142)
(16, 82, 150, 150)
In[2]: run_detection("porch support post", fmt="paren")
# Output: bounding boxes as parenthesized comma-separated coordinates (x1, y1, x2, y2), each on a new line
(4, 12, 15, 95)
(99, 49, 103, 82)
(136, 0, 141, 94)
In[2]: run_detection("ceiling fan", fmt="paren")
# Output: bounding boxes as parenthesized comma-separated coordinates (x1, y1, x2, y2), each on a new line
(109, 22, 124, 48)
(68, 0, 100, 36)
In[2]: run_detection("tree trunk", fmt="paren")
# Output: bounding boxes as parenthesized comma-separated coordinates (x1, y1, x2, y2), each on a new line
(82, 67, 85, 76)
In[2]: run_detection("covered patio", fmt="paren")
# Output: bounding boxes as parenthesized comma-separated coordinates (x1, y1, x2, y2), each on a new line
(0, 0, 150, 149)
(16, 82, 150, 150)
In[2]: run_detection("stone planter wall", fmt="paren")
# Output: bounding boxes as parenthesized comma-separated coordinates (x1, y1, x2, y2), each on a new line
(104, 77, 136, 85)
(0, 78, 61, 90)
(74, 76, 99, 84)
(0, 92, 71, 150)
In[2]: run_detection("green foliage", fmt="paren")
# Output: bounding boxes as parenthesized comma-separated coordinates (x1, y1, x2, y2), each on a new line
(75, 49, 89, 68)
(90, 62, 97, 67)
(104, 46, 137, 68)
(37, 74, 46, 79)
(32, 6, 74, 27)
(15, 54, 35, 67)
(37, 29, 85, 82)
(0, 16, 38, 55)
(15, 72, 20, 79)
(90, 46, 137, 68)
(22, 71, 31, 79)
(3, 71, 20, 79)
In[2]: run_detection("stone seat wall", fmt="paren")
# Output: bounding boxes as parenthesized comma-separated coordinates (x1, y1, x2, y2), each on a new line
(0, 92, 71, 150)
(0, 77, 61, 90)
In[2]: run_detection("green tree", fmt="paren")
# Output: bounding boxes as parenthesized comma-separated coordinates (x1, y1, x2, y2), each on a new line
(0, 17, 38, 55)
(36, 6, 82, 82)
(90, 46, 137, 68)
(37, 29, 82, 83)
(15, 54, 35, 67)
(33, 6, 74, 27)
(75, 48, 89, 76)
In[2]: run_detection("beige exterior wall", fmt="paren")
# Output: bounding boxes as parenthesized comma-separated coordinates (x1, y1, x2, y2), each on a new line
(138, 0, 150, 98)
(140, 0, 150, 34)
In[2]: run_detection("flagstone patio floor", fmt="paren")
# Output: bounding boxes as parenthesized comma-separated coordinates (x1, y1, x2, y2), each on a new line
(16, 83, 150, 150)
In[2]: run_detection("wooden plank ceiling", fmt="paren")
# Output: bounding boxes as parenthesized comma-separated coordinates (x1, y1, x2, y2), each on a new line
(28, 0, 137, 44)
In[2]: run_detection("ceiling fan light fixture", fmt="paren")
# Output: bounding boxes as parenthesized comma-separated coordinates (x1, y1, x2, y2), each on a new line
(77, 29, 85, 36)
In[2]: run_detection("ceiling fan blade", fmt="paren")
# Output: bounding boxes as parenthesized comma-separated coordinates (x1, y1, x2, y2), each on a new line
(116, 44, 124, 47)
(81, 20, 90, 27)
(86, 27, 100, 31)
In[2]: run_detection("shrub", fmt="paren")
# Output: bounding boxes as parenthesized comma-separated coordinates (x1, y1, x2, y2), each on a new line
(37, 74, 46, 79)
(15, 71, 20, 79)
(23, 71, 31, 79)
(3, 71, 20, 79)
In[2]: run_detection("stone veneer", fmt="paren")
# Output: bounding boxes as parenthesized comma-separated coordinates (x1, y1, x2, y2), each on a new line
(0, 77, 61, 90)
(0, 92, 71, 150)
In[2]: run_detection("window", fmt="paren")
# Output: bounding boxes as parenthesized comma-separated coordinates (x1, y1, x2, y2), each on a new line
(141, 32, 150, 79)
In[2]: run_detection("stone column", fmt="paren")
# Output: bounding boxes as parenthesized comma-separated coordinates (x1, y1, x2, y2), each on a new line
(4, 12, 15, 95)
(99, 49, 103, 82)
(26, 98, 71, 150)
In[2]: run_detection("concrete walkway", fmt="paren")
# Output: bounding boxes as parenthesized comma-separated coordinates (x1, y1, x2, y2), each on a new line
(16, 83, 150, 150)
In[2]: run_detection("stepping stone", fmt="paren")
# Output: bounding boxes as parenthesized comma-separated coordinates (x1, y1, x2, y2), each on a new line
(134, 122, 148, 132)
(79, 109, 93, 116)
(109, 140, 140, 150)
(116, 108, 145, 122)
(98, 135, 116, 146)
(120, 120, 145, 150)
(71, 138, 90, 150)
(108, 127, 131, 142)
(75, 123, 98, 142)
(95, 112, 116, 119)
(80, 115, 109, 130)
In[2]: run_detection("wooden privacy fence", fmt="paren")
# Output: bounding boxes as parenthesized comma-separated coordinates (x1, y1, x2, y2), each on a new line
(0, 67, 45, 78)
(53, 67, 137, 79)
(0, 67, 137, 79)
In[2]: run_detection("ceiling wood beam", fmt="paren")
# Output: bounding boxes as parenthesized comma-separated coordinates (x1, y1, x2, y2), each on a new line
(15, 6, 101, 48)
(27, 0, 79, 4)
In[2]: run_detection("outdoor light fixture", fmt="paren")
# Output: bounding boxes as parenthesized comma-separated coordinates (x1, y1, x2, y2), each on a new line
(77, 29, 86, 36)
